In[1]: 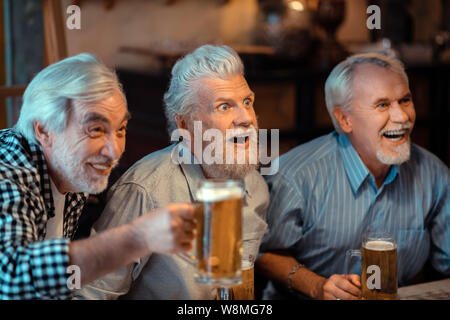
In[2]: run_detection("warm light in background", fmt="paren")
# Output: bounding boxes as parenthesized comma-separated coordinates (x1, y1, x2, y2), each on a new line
(288, 0, 304, 12)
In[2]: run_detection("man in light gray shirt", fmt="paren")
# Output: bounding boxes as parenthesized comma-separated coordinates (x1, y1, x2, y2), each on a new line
(76, 45, 269, 299)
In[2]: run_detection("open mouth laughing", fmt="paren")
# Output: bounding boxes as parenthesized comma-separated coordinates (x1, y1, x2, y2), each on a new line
(87, 162, 115, 175)
(231, 135, 249, 145)
(382, 129, 408, 142)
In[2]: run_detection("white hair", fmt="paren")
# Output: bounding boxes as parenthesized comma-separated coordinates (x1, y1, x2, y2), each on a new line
(163, 44, 244, 136)
(15, 53, 124, 144)
(324, 52, 409, 134)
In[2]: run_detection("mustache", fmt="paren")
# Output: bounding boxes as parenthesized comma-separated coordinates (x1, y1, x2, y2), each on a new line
(380, 122, 413, 135)
(226, 126, 258, 139)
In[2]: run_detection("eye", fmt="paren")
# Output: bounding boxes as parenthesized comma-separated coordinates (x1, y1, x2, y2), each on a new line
(217, 103, 230, 111)
(243, 98, 252, 107)
(399, 97, 411, 104)
(88, 126, 106, 137)
(116, 125, 127, 138)
(377, 102, 389, 109)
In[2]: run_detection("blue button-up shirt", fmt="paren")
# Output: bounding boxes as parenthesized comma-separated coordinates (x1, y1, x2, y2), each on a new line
(260, 132, 449, 298)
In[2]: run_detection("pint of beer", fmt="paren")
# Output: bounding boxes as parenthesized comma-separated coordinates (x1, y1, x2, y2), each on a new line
(194, 179, 244, 287)
(345, 232, 398, 300)
(361, 236, 397, 300)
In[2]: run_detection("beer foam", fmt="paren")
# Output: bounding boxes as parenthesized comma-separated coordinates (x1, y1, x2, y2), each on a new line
(196, 187, 243, 202)
(364, 240, 396, 251)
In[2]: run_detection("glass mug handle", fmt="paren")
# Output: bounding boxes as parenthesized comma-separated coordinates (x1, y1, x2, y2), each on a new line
(345, 249, 361, 276)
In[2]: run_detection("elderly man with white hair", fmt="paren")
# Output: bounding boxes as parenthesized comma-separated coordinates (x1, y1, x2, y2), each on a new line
(77, 44, 269, 300)
(0, 54, 196, 300)
(256, 53, 450, 300)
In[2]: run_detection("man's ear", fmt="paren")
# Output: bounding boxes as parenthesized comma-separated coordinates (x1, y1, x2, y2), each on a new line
(173, 114, 193, 144)
(333, 106, 353, 134)
(174, 114, 187, 130)
(33, 121, 52, 147)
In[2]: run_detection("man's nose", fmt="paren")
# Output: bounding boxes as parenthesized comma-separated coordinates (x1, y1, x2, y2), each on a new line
(390, 103, 410, 123)
(101, 135, 123, 160)
(233, 105, 254, 128)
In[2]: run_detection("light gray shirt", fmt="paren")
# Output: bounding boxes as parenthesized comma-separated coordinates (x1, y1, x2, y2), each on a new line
(76, 143, 269, 300)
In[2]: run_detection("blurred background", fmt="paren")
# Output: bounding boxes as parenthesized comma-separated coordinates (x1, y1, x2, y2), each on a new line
(1, 0, 449, 171)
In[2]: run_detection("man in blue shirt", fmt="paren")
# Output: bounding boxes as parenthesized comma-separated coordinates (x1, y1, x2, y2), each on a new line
(256, 53, 450, 300)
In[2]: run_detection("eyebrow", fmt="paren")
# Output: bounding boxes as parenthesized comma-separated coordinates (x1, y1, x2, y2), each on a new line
(372, 93, 412, 105)
(123, 111, 132, 122)
(82, 111, 132, 125)
(214, 92, 255, 103)
(399, 93, 412, 100)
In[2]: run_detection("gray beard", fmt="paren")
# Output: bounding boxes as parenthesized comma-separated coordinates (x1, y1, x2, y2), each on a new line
(376, 140, 411, 165)
(51, 138, 109, 194)
(201, 163, 258, 179)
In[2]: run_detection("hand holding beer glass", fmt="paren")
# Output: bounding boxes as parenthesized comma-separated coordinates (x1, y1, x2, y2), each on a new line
(180, 179, 245, 299)
(345, 232, 398, 300)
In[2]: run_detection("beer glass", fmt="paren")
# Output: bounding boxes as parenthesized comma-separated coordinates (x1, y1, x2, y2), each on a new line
(180, 179, 244, 291)
(345, 232, 398, 300)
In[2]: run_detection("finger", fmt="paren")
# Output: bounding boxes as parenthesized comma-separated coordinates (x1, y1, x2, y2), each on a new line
(176, 240, 193, 252)
(347, 274, 361, 288)
(336, 289, 360, 300)
(322, 291, 338, 300)
(182, 230, 195, 240)
(182, 219, 196, 231)
(335, 277, 361, 298)
(324, 278, 352, 300)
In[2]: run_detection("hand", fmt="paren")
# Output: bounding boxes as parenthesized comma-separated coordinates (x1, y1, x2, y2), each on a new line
(131, 203, 196, 254)
(321, 274, 361, 300)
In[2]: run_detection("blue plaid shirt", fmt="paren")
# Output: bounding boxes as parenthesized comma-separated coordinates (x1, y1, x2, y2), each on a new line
(261, 132, 450, 299)
(0, 129, 87, 299)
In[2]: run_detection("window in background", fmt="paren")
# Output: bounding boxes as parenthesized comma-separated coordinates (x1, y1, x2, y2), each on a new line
(1, 0, 44, 129)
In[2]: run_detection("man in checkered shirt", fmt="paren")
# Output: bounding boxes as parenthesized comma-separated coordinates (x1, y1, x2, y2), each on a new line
(0, 53, 196, 299)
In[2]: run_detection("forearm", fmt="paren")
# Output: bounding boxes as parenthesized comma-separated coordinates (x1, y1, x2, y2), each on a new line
(255, 252, 326, 299)
(68, 221, 147, 287)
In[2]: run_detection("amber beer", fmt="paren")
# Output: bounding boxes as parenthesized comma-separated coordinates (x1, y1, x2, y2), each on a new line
(361, 239, 398, 300)
(195, 180, 244, 287)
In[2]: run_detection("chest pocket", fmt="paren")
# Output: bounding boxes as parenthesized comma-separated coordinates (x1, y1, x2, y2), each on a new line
(396, 229, 430, 285)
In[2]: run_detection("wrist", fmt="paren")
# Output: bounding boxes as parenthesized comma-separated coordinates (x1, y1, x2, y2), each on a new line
(287, 263, 305, 293)
(309, 276, 327, 300)
(127, 219, 151, 256)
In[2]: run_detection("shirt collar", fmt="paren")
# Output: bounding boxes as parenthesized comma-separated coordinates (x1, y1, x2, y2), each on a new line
(337, 134, 371, 194)
(176, 143, 205, 201)
(29, 138, 57, 218)
(337, 134, 400, 193)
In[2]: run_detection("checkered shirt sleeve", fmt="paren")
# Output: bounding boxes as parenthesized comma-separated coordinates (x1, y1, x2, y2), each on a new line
(0, 129, 85, 299)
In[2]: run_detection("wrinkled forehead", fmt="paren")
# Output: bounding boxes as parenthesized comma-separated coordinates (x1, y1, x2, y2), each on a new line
(193, 75, 252, 100)
(70, 92, 130, 125)
(351, 64, 409, 94)
(353, 63, 408, 84)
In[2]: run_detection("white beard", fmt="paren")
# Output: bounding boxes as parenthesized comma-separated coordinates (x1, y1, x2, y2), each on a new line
(201, 162, 258, 179)
(376, 139, 411, 165)
(50, 137, 110, 194)
(201, 126, 259, 179)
